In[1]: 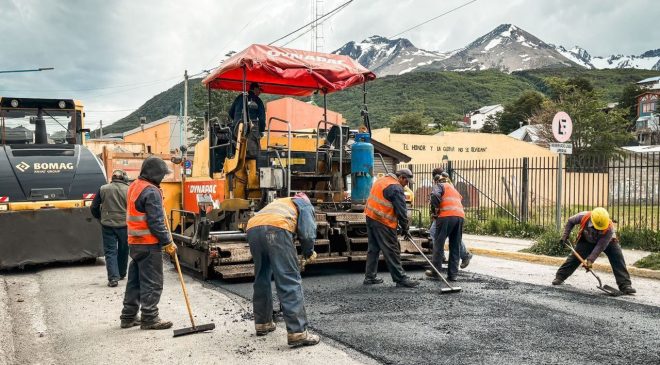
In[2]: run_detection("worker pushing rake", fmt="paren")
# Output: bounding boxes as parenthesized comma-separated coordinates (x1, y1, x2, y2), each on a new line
(552, 207, 636, 296)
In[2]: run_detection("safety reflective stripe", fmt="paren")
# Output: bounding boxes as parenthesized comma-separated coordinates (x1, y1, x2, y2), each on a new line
(368, 194, 393, 208)
(364, 204, 398, 222)
(437, 183, 465, 219)
(247, 198, 298, 232)
(128, 229, 152, 236)
(127, 215, 147, 221)
(364, 175, 399, 228)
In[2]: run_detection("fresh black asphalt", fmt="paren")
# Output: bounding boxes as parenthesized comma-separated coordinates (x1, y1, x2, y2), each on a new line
(212, 266, 660, 364)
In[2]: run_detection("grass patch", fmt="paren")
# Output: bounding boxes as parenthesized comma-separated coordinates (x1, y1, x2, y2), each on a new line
(464, 217, 546, 238)
(521, 230, 572, 257)
(618, 227, 660, 253)
(633, 253, 660, 270)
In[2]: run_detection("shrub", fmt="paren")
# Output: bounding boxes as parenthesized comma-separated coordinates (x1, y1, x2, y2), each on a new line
(463, 218, 546, 238)
(522, 230, 572, 257)
(618, 227, 660, 253)
(633, 252, 660, 270)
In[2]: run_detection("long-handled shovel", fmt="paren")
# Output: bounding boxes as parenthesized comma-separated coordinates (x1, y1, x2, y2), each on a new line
(562, 241, 623, 297)
(172, 253, 216, 337)
(405, 234, 461, 294)
(164, 212, 216, 337)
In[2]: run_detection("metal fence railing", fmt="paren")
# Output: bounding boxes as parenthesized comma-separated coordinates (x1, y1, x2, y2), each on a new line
(400, 152, 660, 232)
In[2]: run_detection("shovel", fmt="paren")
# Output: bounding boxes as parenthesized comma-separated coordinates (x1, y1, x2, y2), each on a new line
(405, 234, 461, 294)
(562, 241, 623, 297)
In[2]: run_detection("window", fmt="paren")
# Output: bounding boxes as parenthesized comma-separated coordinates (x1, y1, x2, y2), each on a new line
(642, 102, 656, 113)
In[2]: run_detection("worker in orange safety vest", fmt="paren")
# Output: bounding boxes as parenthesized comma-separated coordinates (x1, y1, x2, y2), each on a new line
(120, 156, 178, 330)
(363, 168, 419, 288)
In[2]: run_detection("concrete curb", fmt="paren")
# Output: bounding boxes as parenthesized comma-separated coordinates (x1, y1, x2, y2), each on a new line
(468, 247, 660, 281)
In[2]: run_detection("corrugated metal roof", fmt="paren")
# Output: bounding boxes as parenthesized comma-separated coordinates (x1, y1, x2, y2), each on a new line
(637, 76, 660, 84)
(622, 145, 660, 153)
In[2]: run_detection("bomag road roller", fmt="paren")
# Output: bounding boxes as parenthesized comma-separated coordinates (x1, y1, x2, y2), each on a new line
(166, 44, 429, 279)
(0, 97, 106, 269)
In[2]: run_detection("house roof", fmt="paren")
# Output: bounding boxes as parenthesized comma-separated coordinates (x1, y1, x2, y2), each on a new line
(123, 116, 179, 137)
(476, 104, 502, 114)
(371, 138, 411, 163)
(508, 124, 542, 142)
(622, 145, 660, 153)
(637, 76, 660, 84)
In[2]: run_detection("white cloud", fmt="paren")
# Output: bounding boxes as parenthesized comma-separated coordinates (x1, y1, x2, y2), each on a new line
(1, 0, 657, 128)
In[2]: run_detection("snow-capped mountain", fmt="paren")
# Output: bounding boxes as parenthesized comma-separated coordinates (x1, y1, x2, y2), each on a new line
(331, 35, 452, 76)
(333, 24, 659, 76)
(422, 24, 576, 72)
(556, 46, 660, 70)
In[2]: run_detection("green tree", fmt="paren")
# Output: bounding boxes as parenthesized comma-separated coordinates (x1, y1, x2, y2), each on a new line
(389, 111, 433, 134)
(531, 77, 634, 160)
(617, 83, 643, 125)
(189, 83, 235, 142)
(481, 112, 500, 133)
(497, 91, 545, 134)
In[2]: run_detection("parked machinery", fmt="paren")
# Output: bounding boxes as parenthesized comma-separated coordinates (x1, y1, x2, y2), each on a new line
(0, 97, 106, 269)
(167, 45, 429, 279)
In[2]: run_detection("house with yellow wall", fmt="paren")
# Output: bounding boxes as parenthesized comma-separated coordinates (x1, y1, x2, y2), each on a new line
(123, 115, 191, 154)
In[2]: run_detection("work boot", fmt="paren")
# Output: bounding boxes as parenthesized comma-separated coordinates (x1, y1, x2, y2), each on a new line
(287, 331, 320, 348)
(460, 253, 473, 269)
(120, 318, 141, 329)
(255, 322, 276, 336)
(140, 318, 173, 330)
(108, 280, 118, 287)
(620, 286, 636, 295)
(447, 276, 458, 282)
(363, 277, 384, 285)
(552, 277, 564, 286)
(395, 278, 420, 288)
(424, 270, 440, 280)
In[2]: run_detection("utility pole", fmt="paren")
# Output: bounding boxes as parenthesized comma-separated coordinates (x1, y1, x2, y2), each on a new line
(183, 70, 189, 155)
(99, 120, 103, 138)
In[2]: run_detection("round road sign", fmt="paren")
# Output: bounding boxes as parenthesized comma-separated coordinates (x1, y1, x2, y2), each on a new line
(552, 111, 572, 142)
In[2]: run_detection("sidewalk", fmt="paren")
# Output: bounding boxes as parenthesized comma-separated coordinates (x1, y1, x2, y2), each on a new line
(0, 260, 372, 365)
(462, 234, 659, 280)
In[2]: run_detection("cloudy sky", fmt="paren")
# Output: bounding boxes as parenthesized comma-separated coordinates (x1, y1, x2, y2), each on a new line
(1, 0, 658, 130)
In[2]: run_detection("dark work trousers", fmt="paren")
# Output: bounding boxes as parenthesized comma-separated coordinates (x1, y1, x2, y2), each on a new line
(247, 226, 308, 334)
(432, 216, 464, 279)
(120, 244, 164, 323)
(429, 220, 470, 261)
(364, 217, 408, 283)
(555, 239, 632, 289)
(101, 225, 129, 281)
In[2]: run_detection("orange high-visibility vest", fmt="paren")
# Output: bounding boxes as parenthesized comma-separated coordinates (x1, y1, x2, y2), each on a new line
(576, 212, 613, 242)
(436, 183, 465, 219)
(246, 198, 298, 233)
(364, 175, 399, 229)
(126, 179, 161, 245)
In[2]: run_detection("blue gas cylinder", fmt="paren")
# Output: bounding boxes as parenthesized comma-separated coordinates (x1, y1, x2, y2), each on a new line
(351, 133, 374, 205)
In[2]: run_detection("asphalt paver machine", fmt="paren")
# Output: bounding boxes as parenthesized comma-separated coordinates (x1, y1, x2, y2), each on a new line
(168, 45, 429, 279)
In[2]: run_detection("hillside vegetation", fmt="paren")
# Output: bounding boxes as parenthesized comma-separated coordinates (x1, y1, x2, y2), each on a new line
(102, 68, 658, 135)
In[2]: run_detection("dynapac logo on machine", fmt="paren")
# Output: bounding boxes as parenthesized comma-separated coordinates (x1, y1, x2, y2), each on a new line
(15, 161, 74, 173)
(188, 184, 217, 194)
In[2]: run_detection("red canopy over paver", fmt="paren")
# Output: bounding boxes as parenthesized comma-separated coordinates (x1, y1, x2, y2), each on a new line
(202, 44, 376, 96)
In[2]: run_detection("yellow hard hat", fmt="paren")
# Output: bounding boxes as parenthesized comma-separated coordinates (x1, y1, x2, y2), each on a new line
(590, 207, 610, 230)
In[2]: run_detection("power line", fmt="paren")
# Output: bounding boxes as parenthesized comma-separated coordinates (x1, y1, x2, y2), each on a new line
(269, 0, 354, 46)
(0, 75, 181, 93)
(390, 0, 478, 38)
(281, 1, 352, 48)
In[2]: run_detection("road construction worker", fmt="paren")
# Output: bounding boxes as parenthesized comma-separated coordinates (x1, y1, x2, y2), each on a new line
(427, 169, 472, 271)
(228, 81, 266, 133)
(120, 157, 178, 330)
(90, 169, 130, 288)
(428, 169, 465, 282)
(246, 192, 320, 347)
(363, 168, 419, 288)
(553, 207, 636, 294)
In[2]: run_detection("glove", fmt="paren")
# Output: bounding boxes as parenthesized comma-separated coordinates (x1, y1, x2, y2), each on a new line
(582, 259, 593, 271)
(399, 224, 410, 237)
(304, 251, 318, 265)
(163, 242, 177, 258)
(558, 238, 569, 246)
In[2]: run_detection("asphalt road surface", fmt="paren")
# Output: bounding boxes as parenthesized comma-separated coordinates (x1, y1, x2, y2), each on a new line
(213, 266, 660, 365)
